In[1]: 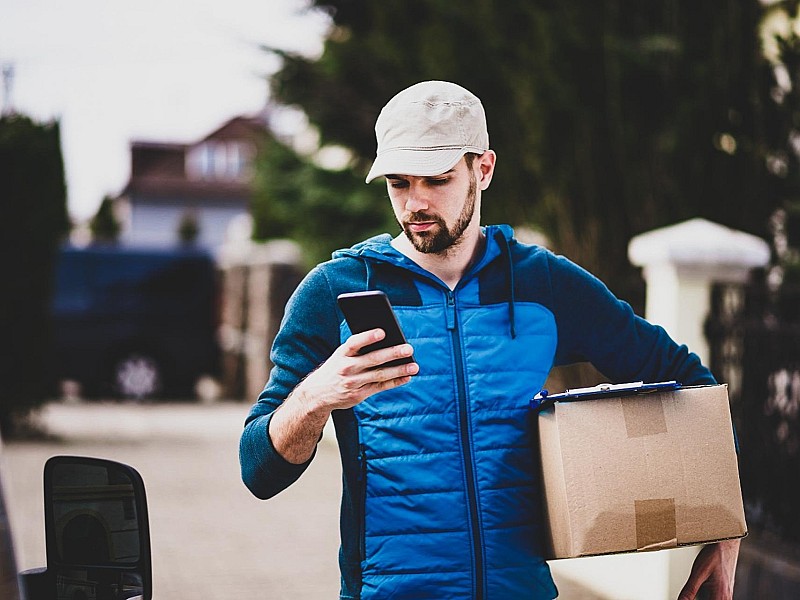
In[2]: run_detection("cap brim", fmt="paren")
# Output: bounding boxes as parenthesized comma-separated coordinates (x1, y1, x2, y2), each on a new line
(365, 147, 471, 183)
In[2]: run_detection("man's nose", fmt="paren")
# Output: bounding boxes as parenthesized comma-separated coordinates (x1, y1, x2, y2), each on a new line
(404, 185, 429, 212)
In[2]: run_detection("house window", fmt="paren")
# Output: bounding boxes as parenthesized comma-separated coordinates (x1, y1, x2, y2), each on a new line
(186, 141, 254, 182)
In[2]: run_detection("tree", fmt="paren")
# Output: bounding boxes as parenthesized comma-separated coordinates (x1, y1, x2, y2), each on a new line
(251, 132, 396, 266)
(89, 195, 121, 243)
(177, 210, 200, 245)
(760, 1, 800, 284)
(257, 0, 777, 308)
(0, 114, 69, 435)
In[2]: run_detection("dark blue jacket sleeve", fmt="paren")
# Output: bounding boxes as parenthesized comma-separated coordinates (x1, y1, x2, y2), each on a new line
(239, 265, 341, 499)
(547, 252, 716, 386)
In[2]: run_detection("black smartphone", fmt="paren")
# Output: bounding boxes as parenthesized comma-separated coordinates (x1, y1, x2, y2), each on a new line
(336, 290, 414, 367)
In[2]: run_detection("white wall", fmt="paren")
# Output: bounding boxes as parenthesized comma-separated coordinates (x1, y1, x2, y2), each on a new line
(121, 203, 249, 249)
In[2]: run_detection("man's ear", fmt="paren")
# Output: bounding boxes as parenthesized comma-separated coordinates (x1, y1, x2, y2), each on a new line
(477, 150, 496, 191)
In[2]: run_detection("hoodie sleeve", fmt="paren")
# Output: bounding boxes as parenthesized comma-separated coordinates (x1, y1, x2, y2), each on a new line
(547, 252, 716, 386)
(239, 265, 341, 499)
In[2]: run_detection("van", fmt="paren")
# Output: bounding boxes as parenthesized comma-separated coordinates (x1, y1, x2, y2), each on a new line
(50, 244, 221, 400)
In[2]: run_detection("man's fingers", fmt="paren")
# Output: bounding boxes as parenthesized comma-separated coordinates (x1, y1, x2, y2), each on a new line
(364, 344, 415, 370)
(370, 360, 419, 383)
(678, 541, 738, 600)
(341, 330, 415, 371)
(365, 371, 416, 395)
(341, 328, 386, 357)
(678, 582, 699, 600)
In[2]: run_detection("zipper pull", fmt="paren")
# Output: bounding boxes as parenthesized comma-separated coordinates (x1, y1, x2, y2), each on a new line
(445, 290, 456, 330)
(357, 444, 367, 482)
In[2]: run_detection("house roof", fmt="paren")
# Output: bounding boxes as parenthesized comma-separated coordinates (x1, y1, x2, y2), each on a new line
(121, 115, 269, 199)
(198, 115, 269, 144)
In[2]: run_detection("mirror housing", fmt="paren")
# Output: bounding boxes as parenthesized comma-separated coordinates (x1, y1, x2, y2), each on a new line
(41, 456, 152, 600)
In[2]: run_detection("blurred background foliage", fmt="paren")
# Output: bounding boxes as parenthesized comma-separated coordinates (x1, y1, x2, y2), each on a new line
(6, 0, 800, 430)
(89, 195, 122, 244)
(0, 114, 69, 434)
(251, 133, 397, 265)
(252, 0, 800, 309)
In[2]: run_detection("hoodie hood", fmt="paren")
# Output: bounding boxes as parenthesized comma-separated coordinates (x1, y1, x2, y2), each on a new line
(332, 224, 519, 337)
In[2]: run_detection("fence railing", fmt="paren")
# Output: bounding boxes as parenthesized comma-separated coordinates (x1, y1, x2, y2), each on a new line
(706, 276, 800, 597)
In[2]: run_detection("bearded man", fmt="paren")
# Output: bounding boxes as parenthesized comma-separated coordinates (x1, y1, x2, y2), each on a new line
(240, 81, 740, 600)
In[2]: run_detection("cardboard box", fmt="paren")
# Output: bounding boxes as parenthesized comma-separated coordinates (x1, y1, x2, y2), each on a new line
(536, 384, 747, 559)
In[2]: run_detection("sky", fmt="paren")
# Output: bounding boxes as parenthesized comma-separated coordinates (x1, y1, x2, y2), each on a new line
(0, 0, 330, 222)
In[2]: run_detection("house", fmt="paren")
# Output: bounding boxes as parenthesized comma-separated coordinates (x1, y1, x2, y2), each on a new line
(115, 115, 267, 250)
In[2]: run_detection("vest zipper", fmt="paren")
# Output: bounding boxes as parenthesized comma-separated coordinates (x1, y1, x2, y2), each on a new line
(358, 443, 368, 563)
(447, 289, 485, 599)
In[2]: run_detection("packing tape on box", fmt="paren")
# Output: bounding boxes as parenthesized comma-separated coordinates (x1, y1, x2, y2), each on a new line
(635, 498, 678, 551)
(623, 395, 668, 438)
(628, 397, 677, 550)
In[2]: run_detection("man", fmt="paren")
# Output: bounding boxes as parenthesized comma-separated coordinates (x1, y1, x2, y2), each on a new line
(240, 81, 740, 599)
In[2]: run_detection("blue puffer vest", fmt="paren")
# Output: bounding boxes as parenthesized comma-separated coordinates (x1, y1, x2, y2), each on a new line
(335, 226, 559, 599)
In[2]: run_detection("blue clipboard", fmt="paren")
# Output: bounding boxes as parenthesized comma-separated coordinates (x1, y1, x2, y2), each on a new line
(530, 380, 682, 414)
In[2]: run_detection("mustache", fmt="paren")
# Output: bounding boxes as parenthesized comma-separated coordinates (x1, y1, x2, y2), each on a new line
(404, 212, 442, 223)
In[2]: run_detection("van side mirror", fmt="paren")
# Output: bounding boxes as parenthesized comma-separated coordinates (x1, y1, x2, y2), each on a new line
(43, 456, 152, 600)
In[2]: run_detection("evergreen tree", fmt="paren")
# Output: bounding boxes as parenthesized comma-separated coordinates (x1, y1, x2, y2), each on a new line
(761, 0, 800, 283)
(177, 210, 200, 245)
(89, 195, 121, 243)
(0, 114, 69, 435)
(256, 0, 775, 307)
(251, 134, 396, 266)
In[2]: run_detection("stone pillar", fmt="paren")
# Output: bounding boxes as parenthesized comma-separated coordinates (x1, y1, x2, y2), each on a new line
(628, 218, 770, 364)
(243, 242, 305, 402)
(218, 218, 304, 402)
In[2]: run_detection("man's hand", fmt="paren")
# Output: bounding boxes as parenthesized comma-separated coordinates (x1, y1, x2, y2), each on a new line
(678, 539, 741, 600)
(296, 328, 418, 412)
(269, 328, 418, 464)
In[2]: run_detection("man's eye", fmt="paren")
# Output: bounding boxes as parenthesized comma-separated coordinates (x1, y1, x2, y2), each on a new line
(426, 178, 449, 186)
(388, 180, 409, 189)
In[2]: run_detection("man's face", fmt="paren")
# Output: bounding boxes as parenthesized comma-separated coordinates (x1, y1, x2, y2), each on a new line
(386, 157, 478, 255)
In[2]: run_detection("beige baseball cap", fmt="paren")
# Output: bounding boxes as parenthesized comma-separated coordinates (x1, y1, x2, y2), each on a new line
(365, 81, 489, 183)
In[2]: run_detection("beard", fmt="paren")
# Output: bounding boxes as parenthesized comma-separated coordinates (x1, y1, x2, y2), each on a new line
(400, 169, 477, 254)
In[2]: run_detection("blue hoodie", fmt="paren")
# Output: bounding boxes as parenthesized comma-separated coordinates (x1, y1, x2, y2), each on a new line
(240, 225, 715, 599)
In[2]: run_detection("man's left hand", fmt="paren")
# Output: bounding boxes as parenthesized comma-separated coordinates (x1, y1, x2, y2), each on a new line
(678, 538, 741, 600)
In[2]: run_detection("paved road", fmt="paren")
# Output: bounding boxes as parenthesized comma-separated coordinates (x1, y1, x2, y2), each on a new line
(2, 401, 604, 599)
(3, 401, 342, 599)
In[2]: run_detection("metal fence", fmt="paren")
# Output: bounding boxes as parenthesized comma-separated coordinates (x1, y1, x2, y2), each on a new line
(706, 272, 800, 597)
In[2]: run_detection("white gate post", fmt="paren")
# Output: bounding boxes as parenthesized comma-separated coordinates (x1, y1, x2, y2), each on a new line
(628, 218, 770, 364)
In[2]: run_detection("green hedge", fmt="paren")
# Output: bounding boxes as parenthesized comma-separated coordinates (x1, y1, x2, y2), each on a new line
(0, 114, 69, 436)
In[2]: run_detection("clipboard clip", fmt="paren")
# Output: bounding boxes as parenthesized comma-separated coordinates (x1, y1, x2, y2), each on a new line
(530, 380, 681, 413)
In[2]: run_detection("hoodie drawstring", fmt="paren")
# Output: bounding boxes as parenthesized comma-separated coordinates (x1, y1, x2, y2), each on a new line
(363, 259, 373, 291)
(496, 230, 517, 339)
(355, 228, 517, 339)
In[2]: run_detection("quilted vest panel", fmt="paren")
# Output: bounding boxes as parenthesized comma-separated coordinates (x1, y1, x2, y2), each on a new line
(343, 280, 560, 599)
